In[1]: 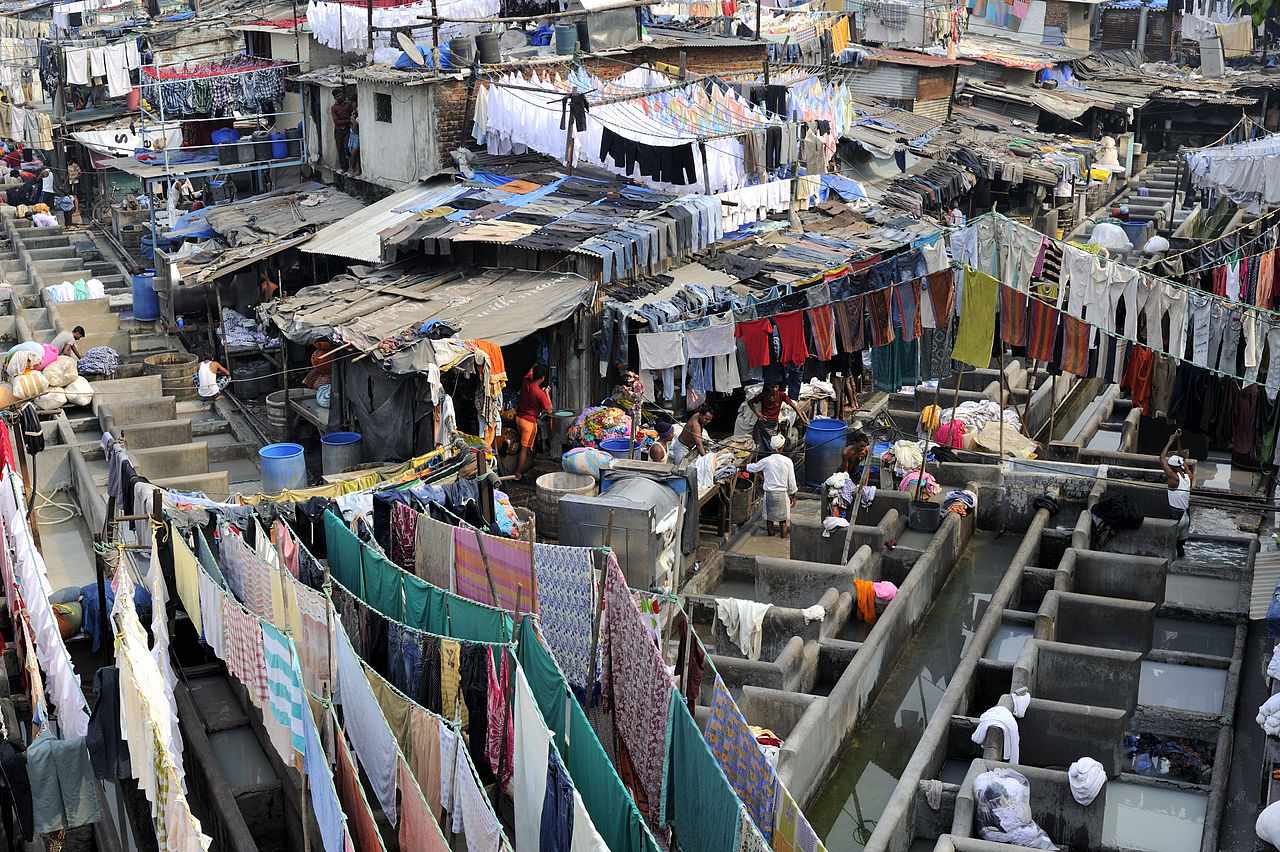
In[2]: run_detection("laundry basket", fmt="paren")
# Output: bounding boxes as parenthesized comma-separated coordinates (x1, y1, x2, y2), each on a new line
(536, 472, 596, 541)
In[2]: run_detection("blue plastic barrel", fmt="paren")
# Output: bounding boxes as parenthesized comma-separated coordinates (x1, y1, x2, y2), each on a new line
(259, 442, 306, 493)
(321, 431, 363, 475)
(804, 417, 848, 486)
(132, 271, 159, 321)
(270, 130, 288, 159)
(139, 232, 154, 262)
(599, 438, 634, 460)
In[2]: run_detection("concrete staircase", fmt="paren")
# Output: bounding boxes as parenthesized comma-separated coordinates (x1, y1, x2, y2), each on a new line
(0, 210, 264, 499)
(1111, 159, 1191, 235)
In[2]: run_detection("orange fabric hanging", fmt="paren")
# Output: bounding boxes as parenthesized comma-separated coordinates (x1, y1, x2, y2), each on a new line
(854, 579, 877, 624)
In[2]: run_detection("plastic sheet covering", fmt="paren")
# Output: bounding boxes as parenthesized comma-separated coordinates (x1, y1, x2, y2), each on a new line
(973, 768, 1057, 849)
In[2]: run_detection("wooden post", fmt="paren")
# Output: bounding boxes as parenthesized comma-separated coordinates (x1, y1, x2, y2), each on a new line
(564, 117, 576, 176)
(367, 0, 375, 60)
(755, 0, 763, 44)
(585, 510, 615, 701)
(678, 50, 687, 79)
(472, 527, 503, 611)
(762, 57, 769, 86)
(431, 0, 440, 63)
(998, 346, 1006, 458)
(839, 445, 875, 564)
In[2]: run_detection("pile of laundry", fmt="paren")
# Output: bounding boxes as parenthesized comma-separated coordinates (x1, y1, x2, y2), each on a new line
(1257, 692, 1280, 736)
(45, 277, 106, 303)
(77, 346, 120, 378)
(823, 471, 875, 513)
(972, 768, 1057, 850)
(220, 308, 277, 351)
(569, 405, 632, 447)
(883, 439, 928, 474)
(942, 489, 977, 516)
(2, 342, 93, 411)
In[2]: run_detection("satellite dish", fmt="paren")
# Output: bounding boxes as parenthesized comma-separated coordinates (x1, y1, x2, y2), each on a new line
(397, 31, 426, 66)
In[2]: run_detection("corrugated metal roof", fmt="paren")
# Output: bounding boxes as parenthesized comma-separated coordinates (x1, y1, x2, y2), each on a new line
(1251, 551, 1280, 619)
(300, 182, 468, 262)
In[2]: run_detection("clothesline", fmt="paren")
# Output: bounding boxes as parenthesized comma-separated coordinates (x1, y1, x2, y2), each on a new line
(141, 57, 298, 81)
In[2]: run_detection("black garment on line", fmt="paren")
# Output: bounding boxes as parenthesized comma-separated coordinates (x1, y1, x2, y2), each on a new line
(599, 127, 697, 185)
(417, 635, 443, 714)
(87, 667, 130, 782)
(460, 644, 492, 783)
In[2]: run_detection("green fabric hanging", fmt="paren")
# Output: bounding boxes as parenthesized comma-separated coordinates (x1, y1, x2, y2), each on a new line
(324, 510, 362, 595)
(667, 693, 743, 852)
(871, 338, 920, 392)
(361, 544, 405, 621)
(951, 268, 998, 368)
(516, 619, 659, 852)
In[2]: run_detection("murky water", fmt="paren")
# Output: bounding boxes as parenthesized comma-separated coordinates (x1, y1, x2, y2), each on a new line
(985, 623, 1033, 663)
(1086, 428, 1122, 451)
(1101, 781, 1206, 852)
(1139, 661, 1227, 714)
(1151, 618, 1236, 657)
(806, 532, 1025, 850)
(208, 727, 278, 787)
(1164, 574, 1241, 611)
(940, 759, 970, 786)
(1177, 538, 1252, 569)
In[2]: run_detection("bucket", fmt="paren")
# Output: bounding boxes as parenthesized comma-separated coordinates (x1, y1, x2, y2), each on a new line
(270, 130, 288, 159)
(265, 388, 310, 440)
(535, 471, 595, 541)
(476, 31, 501, 64)
(575, 20, 591, 51)
(285, 126, 303, 158)
(132, 271, 159, 321)
(143, 351, 198, 401)
(908, 499, 942, 532)
(804, 417, 847, 486)
(252, 130, 273, 162)
(321, 431, 363, 476)
(259, 442, 306, 494)
(139, 233, 154, 262)
(447, 36, 474, 67)
(599, 438, 635, 460)
(554, 23, 578, 54)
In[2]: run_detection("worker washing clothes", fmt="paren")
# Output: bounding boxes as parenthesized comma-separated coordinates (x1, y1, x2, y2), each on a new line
(50, 326, 85, 358)
(649, 416, 678, 463)
(195, 359, 230, 400)
(840, 429, 872, 478)
(674, 404, 714, 463)
(746, 434, 798, 538)
(514, 364, 552, 481)
(1161, 429, 1194, 557)
(748, 383, 807, 455)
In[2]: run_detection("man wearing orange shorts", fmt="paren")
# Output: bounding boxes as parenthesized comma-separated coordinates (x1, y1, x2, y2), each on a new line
(515, 364, 551, 479)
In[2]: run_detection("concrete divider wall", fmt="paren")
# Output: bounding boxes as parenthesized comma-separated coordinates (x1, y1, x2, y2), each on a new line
(1035, 590, 1155, 654)
(1054, 547, 1169, 603)
(985, 694, 1128, 776)
(779, 497, 979, 804)
(862, 500, 1055, 852)
(1012, 639, 1142, 717)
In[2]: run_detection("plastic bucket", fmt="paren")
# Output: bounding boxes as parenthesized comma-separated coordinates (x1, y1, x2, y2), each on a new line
(321, 431, 363, 476)
(554, 23, 578, 54)
(270, 130, 288, 159)
(139, 233, 154, 262)
(599, 438, 634, 460)
(132, 271, 159, 321)
(259, 443, 306, 494)
(804, 417, 847, 486)
(476, 31, 501, 64)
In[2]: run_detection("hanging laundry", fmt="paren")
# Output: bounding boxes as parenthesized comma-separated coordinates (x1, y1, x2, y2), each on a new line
(1000, 285, 1028, 347)
(952, 269, 998, 368)
(1059, 313, 1091, 377)
(335, 623, 399, 824)
(703, 676, 778, 840)
(452, 526, 537, 614)
(532, 543, 595, 691)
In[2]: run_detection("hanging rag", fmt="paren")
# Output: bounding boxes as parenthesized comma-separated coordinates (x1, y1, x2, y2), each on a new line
(971, 705, 1020, 764)
(853, 579, 877, 624)
(1068, 757, 1106, 805)
(1010, 687, 1031, 718)
(715, 597, 773, 661)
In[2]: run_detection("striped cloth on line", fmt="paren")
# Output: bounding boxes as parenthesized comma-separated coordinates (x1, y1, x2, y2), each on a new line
(261, 621, 306, 756)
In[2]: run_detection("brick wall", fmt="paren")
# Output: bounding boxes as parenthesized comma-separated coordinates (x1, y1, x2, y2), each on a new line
(432, 44, 769, 168)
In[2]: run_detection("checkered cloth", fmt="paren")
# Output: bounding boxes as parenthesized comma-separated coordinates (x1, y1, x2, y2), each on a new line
(221, 593, 268, 708)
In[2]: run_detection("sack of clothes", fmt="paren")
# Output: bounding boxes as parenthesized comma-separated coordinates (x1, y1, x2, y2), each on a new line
(972, 768, 1057, 849)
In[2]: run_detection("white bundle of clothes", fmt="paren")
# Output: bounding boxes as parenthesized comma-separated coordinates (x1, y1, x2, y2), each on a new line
(971, 705, 1020, 764)
(1258, 693, 1280, 736)
(941, 399, 1022, 435)
(1067, 757, 1106, 806)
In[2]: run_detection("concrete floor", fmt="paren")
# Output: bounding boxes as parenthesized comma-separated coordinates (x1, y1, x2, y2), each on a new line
(807, 531, 1026, 850)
